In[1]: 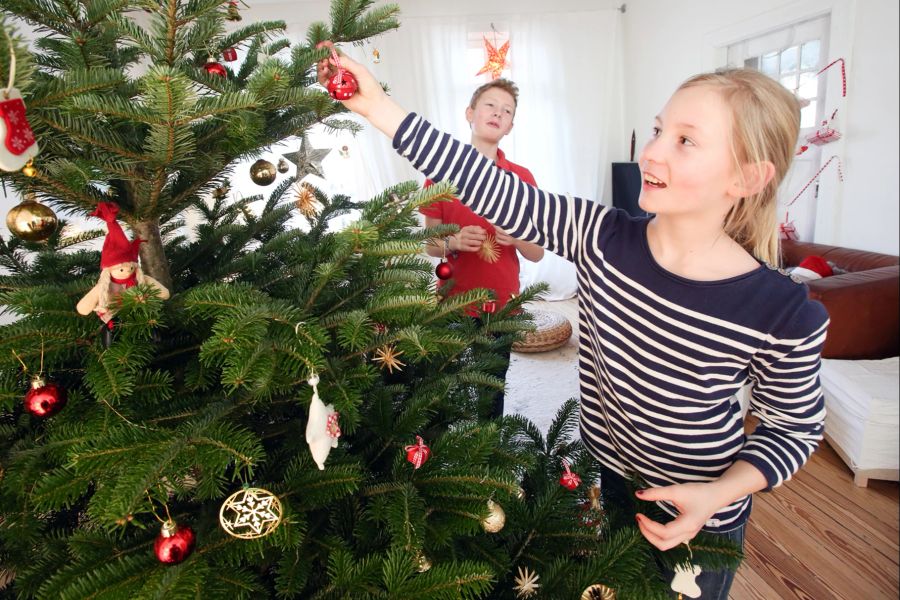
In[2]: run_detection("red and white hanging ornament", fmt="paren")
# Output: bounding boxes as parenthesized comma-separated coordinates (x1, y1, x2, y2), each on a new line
(222, 47, 238, 62)
(318, 42, 357, 101)
(481, 300, 497, 314)
(405, 435, 431, 469)
(787, 154, 844, 207)
(778, 212, 798, 242)
(559, 457, 581, 490)
(305, 371, 339, 470)
(0, 39, 39, 172)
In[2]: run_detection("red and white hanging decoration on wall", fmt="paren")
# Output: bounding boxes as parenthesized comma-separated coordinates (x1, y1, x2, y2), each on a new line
(797, 58, 847, 155)
(780, 155, 844, 240)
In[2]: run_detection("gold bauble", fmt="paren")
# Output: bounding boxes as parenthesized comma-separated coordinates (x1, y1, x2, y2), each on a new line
(249, 159, 277, 186)
(6, 198, 58, 242)
(276, 157, 290, 173)
(219, 487, 283, 539)
(415, 552, 432, 573)
(581, 583, 616, 600)
(22, 159, 37, 177)
(481, 499, 506, 533)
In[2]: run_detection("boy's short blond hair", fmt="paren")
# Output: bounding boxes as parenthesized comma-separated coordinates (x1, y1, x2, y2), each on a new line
(469, 79, 519, 111)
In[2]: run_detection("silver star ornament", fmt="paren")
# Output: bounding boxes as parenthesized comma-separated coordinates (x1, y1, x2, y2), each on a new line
(282, 134, 331, 181)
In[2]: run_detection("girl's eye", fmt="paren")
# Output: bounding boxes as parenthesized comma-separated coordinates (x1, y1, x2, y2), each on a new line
(651, 126, 661, 137)
(680, 136, 694, 146)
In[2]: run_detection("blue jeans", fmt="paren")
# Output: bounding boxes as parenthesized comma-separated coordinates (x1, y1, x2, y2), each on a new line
(599, 466, 746, 600)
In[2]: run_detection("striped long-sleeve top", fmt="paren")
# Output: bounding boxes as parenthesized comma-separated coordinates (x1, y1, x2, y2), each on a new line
(394, 113, 828, 532)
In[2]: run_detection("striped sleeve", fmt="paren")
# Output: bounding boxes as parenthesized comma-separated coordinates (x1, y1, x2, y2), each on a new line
(393, 113, 603, 263)
(737, 310, 829, 490)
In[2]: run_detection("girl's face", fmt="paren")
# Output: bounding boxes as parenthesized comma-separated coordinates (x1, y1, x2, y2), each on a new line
(466, 88, 516, 144)
(637, 85, 741, 220)
(110, 262, 136, 279)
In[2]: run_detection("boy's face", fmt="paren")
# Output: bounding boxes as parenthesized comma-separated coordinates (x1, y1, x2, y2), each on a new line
(466, 88, 516, 144)
(637, 85, 742, 220)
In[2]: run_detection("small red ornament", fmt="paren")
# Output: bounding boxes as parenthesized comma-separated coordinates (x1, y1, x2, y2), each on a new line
(327, 70, 358, 101)
(24, 376, 67, 418)
(373, 322, 387, 334)
(222, 47, 238, 62)
(481, 300, 497, 314)
(405, 435, 431, 469)
(203, 56, 227, 77)
(559, 458, 581, 491)
(154, 520, 195, 565)
(435, 260, 453, 280)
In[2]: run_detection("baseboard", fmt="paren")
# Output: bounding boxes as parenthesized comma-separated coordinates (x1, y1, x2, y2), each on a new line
(824, 432, 900, 487)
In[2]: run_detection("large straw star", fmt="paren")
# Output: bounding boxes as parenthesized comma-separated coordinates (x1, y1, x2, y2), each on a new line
(475, 36, 510, 80)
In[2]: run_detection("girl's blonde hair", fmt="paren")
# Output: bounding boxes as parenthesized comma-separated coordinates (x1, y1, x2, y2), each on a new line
(678, 69, 800, 265)
(96, 262, 145, 315)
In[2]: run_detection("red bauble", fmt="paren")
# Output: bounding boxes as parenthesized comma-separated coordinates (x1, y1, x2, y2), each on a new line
(327, 70, 358, 100)
(203, 57, 227, 77)
(222, 47, 238, 62)
(405, 435, 431, 470)
(154, 520, 195, 565)
(24, 376, 67, 418)
(560, 470, 581, 491)
(435, 260, 453, 281)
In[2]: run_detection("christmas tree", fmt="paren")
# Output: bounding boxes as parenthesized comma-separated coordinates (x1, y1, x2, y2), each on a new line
(0, 1, 741, 598)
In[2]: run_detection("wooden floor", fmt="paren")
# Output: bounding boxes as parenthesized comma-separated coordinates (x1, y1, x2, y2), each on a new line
(732, 421, 899, 600)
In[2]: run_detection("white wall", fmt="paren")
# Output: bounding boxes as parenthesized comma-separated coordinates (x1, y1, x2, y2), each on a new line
(621, 0, 899, 255)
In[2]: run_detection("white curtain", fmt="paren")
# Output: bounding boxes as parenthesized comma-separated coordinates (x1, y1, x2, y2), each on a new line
(338, 9, 626, 300)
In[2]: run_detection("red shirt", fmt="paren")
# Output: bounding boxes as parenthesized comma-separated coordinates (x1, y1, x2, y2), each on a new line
(420, 148, 536, 313)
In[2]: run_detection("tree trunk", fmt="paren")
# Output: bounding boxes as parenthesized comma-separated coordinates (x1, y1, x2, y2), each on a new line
(133, 219, 173, 292)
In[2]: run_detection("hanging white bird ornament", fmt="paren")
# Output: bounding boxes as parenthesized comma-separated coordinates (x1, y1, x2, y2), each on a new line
(305, 372, 340, 470)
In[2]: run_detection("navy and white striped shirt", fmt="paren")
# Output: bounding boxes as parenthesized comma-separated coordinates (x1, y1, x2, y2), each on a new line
(394, 114, 828, 532)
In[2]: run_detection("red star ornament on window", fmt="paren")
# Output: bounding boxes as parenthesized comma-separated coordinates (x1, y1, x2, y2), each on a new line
(475, 37, 510, 80)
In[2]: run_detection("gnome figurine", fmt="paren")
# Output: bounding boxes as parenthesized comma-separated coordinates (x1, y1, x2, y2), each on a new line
(76, 202, 169, 344)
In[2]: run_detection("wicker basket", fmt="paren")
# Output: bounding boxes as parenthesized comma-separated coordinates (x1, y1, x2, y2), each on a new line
(512, 309, 573, 353)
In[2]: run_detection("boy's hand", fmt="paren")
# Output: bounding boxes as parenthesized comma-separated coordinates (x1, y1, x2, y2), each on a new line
(494, 227, 515, 246)
(452, 225, 487, 252)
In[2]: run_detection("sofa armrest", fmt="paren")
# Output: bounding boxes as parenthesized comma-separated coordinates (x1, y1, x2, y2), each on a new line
(806, 266, 900, 359)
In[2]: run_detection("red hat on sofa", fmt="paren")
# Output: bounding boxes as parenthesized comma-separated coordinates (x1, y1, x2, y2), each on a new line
(90, 202, 144, 269)
(799, 255, 833, 278)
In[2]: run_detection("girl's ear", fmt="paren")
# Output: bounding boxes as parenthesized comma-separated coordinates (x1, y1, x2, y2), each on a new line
(731, 161, 775, 198)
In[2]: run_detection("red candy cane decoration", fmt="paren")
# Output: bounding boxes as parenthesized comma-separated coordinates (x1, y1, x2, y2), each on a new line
(787, 155, 843, 206)
(817, 58, 846, 97)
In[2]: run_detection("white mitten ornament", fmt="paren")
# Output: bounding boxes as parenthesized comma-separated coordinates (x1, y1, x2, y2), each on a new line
(0, 88, 39, 172)
(671, 563, 702, 599)
(305, 373, 340, 470)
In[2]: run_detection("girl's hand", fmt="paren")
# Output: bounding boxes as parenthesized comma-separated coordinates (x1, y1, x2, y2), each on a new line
(633, 483, 722, 551)
(316, 41, 388, 119)
(452, 225, 488, 252)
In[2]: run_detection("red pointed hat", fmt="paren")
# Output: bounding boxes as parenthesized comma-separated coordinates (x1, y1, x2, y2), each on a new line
(797, 255, 833, 278)
(90, 202, 144, 269)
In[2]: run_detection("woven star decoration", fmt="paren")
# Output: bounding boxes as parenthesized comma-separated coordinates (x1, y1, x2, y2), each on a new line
(478, 234, 501, 263)
(373, 345, 405, 374)
(476, 36, 510, 80)
(513, 566, 541, 598)
(282, 134, 331, 181)
(294, 182, 319, 217)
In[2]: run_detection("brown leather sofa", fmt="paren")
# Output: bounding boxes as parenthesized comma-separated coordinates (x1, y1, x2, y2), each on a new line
(780, 239, 900, 359)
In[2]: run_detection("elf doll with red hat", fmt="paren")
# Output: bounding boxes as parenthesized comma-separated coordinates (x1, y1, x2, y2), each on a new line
(76, 202, 170, 343)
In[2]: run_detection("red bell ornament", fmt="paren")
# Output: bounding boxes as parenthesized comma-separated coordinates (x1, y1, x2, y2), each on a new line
(435, 260, 453, 281)
(222, 47, 238, 62)
(405, 435, 431, 470)
(203, 57, 227, 77)
(154, 520, 195, 565)
(559, 458, 581, 491)
(481, 300, 497, 314)
(326, 70, 358, 101)
(24, 376, 67, 418)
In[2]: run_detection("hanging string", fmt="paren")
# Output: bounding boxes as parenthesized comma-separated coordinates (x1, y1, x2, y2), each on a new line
(817, 58, 846, 97)
(145, 491, 171, 524)
(2, 27, 16, 99)
(38, 334, 45, 376)
(11, 349, 28, 373)
(787, 155, 843, 206)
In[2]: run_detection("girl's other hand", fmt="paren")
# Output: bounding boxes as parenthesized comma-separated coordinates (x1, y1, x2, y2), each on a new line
(453, 225, 488, 252)
(633, 483, 721, 551)
(494, 227, 515, 246)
